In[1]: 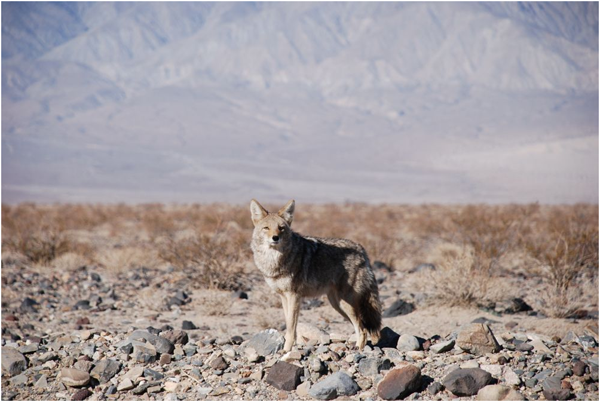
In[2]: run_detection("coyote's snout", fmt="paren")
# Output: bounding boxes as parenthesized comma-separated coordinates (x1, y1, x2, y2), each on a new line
(250, 199, 382, 351)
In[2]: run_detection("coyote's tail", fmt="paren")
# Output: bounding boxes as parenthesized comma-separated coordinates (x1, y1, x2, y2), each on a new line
(357, 267, 382, 343)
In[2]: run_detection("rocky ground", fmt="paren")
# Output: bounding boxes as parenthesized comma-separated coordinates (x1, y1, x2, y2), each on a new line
(1, 263, 598, 401)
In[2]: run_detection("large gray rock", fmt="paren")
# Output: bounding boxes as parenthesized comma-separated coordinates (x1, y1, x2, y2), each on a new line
(265, 361, 303, 391)
(128, 330, 174, 354)
(90, 359, 121, 383)
(443, 368, 494, 396)
(358, 357, 391, 377)
(430, 339, 455, 354)
(456, 324, 501, 355)
(476, 385, 524, 400)
(1, 347, 27, 376)
(309, 371, 359, 400)
(245, 329, 284, 356)
(377, 364, 422, 400)
(397, 334, 421, 351)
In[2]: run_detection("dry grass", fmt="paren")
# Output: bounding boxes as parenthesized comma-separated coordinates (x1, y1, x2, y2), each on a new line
(2, 202, 597, 316)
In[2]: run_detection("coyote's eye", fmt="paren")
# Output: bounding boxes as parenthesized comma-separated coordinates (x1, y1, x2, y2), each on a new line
(262, 227, 269, 231)
(279, 226, 285, 231)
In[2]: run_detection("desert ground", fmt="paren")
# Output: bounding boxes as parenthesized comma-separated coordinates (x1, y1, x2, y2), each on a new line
(1, 202, 598, 401)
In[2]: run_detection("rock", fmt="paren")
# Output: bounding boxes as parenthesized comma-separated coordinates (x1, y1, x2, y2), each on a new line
(60, 368, 91, 387)
(164, 381, 178, 392)
(161, 330, 189, 345)
(122, 366, 144, 382)
(409, 263, 436, 273)
(397, 334, 421, 351)
(309, 371, 359, 400)
(232, 290, 248, 299)
(20, 297, 39, 312)
(19, 343, 38, 354)
(377, 365, 422, 400)
(34, 374, 48, 389)
(10, 374, 28, 386)
(505, 297, 532, 313)
(210, 356, 229, 370)
(266, 361, 303, 391)
(530, 338, 552, 353)
(74, 300, 91, 310)
(442, 368, 494, 396)
(133, 343, 157, 363)
(90, 359, 121, 383)
(297, 380, 311, 397)
(128, 330, 174, 354)
(476, 385, 524, 400)
(504, 367, 521, 386)
(430, 339, 455, 354)
(160, 354, 172, 365)
(244, 347, 260, 363)
(76, 317, 90, 325)
(2, 347, 27, 376)
(573, 360, 587, 376)
(74, 360, 93, 373)
(117, 378, 135, 391)
(281, 350, 303, 362)
(515, 342, 534, 352)
(504, 321, 518, 330)
(456, 324, 501, 355)
(543, 388, 572, 401)
(427, 382, 443, 395)
(165, 393, 178, 401)
(182, 320, 197, 330)
(357, 357, 391, 376)
(245, 329, 285, 356)
(296, 323, 330, 344)
(480, 364, 503, 377)
(376, 327, 401, 348)
(382, 299, 415, 318)
(144, 368, 164, 381)
(71, 389, 92, 401)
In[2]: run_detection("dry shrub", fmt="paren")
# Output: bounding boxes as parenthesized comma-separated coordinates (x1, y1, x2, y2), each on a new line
(523, 205, 598, 317)
(52, 252, 91, 271)
(94, 246, 160, 272)
(157, 226, 249, 291)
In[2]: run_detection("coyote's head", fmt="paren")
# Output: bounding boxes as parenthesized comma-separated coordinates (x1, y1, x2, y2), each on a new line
(250, 199, 295, 248)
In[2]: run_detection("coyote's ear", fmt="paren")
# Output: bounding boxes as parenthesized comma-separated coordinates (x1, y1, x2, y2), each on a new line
(278, 199, 295, 226)
(250, 199, 268, 226)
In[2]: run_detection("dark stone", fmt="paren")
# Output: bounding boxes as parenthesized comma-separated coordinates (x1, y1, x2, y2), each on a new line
(543, 389, 572, 401)
(74, 300, 91, 310)
(498, 356, 508, 365)
(358, 357, 391, 376)
(266, 361, 303, 391)
(166, 297, 185, 307)
(71, 389, 92, 401)
(505, 297, 533, 313)
(210, 356, 229, 370)
(182, 321, 197, 330)
(160, 330, 189, 345)
(105, 385, 117, 395)
(375, 327, 400, 348)
(160, 324, 174, 332)
(230, 335, 244, 345)
(232, 291, 248, 300)
(516, 342, 534, 352)
(90, 273, 102, 282)
(377, 365, 422, 400)
(146, 326, 161, 335)
(505, 321, 518, 330)
(119, 344, 133, 354)
(20, 297, 39, 313)
(427, 382, 444, 395)
(382, 299, 415, 318)
(128, 330, 174, 354)
(76, 317, 90, 325)
(90, 359, 121, 383)
(373, 261, 393, 272)
(2, 347, 28, 376)
(143, 368, 164, 380)
(442, 368, 494, 396)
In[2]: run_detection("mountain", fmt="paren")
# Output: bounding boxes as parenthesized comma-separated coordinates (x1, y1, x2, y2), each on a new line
(2, 2, 598, 204)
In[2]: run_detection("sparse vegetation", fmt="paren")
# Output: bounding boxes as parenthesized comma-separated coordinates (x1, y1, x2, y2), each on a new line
(1, 202, 597, 316)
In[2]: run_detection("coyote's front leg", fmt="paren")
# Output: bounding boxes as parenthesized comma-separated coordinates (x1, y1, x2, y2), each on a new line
(283, 292, 300, 352)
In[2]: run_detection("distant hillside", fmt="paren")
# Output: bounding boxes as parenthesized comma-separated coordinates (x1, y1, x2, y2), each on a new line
(2, 2, 598, 204)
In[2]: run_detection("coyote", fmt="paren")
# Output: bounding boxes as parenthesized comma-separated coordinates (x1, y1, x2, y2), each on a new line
(250, 199, 382, 351)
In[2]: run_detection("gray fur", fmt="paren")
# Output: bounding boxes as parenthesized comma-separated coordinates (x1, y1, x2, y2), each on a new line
(250, 199, 382, 351)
